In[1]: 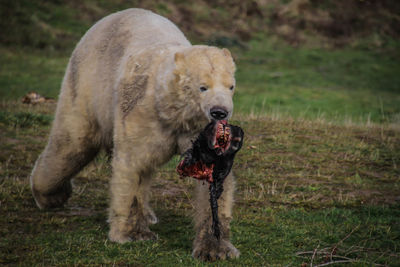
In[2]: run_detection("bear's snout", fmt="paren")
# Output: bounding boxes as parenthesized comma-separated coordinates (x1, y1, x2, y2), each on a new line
(210, 107, 228, 120)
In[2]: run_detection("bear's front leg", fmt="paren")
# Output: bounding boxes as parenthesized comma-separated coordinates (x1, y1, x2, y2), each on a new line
(192, 171, 240, 261)
(108, 150, 157, 243)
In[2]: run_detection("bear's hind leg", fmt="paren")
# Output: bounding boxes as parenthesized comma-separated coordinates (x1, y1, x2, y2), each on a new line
(30, 118, 99, 209)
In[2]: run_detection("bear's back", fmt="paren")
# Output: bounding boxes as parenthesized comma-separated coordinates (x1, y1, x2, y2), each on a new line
(59, 9, 191, 142)
(78, 8, 190, 55)
(66, 8, 191, 101)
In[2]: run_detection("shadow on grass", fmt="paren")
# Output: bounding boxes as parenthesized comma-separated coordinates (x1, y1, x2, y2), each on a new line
(150, 208, 194, 252)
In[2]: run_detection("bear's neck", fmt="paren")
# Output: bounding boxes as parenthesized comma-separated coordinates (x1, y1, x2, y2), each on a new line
(154, 82, 207, 135)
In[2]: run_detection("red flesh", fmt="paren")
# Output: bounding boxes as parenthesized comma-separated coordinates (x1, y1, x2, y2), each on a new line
(177, 120, 231, 183)
(214, 120, 231, 155)
(177, 160, 214, 183)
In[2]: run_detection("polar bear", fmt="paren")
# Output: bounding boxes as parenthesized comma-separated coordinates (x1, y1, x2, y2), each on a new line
(30, 8, 238, 261)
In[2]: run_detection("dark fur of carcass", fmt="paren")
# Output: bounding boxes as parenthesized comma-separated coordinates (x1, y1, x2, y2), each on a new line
(177, 120, 244, 239)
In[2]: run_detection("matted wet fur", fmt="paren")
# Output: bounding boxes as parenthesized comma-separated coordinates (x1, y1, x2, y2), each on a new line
(29, 8, 239, 261)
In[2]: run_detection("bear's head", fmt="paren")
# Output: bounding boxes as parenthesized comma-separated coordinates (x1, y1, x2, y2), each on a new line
(173, 46, 236, 123)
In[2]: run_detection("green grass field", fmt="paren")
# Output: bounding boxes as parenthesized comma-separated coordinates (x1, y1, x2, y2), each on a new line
(2, 37, 400, 124)
(1, 1, 400, 266)
(234, 37, 400, 124)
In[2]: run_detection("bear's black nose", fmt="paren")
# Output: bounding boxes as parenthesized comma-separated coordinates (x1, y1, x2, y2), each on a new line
(210, 107, 228, 120)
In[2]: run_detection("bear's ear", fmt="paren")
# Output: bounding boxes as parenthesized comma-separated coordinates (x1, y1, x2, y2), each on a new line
(174, 52, 185, 65)
(222, 48, 232, 58)
(174, 53, 185, 82)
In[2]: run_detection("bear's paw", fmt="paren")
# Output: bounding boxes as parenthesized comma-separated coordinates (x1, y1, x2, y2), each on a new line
(192, 238, 240, 261)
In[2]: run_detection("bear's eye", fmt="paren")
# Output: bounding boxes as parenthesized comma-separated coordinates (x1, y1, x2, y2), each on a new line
(229, 85, 234, 90)
(200, 86, 208, 92)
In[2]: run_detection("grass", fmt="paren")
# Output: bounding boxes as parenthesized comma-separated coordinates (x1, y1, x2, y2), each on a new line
(2, 37, 400, 124)
(0, 47, 69, 100)
(0, 102, 399, 266)
(232, 37, 400, 124)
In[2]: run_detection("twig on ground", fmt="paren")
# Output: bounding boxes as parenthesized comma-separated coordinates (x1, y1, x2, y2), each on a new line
(313, 259, 354, 267)
(310, 244, 320, 267)
(296, 246, 388, 267)
(330, 225, 360, 260)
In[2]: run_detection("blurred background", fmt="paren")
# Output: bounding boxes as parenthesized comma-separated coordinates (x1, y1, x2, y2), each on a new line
(0, 0, 399, 123)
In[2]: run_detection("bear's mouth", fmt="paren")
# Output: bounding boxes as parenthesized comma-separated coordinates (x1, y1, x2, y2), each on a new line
(212, 120, 231, 156)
